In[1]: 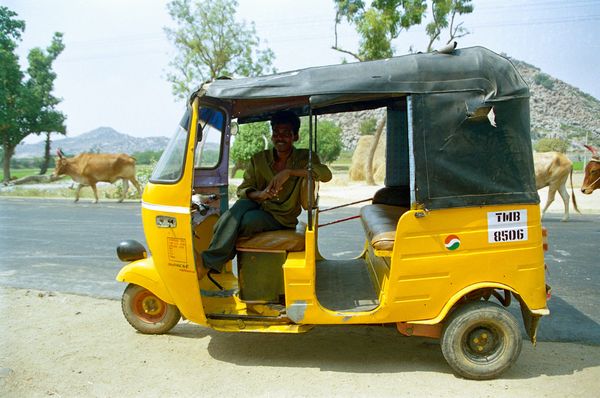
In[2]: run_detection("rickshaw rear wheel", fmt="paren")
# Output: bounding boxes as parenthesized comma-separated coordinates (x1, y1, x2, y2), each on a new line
(121, 283, 181, 334)
(441, 301, 522, 380)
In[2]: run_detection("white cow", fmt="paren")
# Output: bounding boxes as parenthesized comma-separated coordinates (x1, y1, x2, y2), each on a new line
(534, 152, 580, 221)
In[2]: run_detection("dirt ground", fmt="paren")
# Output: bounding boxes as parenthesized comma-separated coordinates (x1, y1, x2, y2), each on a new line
(1, 287, 599, 397)
(2, 179, 599, 397)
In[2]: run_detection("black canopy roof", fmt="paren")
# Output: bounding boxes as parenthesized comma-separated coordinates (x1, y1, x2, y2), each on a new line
(197, 46, 538, 210)
(200, 46, 529, 110)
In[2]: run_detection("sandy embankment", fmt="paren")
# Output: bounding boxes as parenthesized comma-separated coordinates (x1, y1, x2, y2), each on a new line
(1, 287, 600, 397)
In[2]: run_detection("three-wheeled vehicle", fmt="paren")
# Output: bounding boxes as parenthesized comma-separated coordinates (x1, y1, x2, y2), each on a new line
(116, 46, 549, 380)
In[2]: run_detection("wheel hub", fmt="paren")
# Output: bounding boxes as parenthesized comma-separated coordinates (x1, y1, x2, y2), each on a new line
(467, 327, 498, 356)
(133, 291, 166, 322)
(142, 296, 164, 316)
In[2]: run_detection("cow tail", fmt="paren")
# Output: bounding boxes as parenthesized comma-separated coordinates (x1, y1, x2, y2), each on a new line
(570, 166, 581, 214)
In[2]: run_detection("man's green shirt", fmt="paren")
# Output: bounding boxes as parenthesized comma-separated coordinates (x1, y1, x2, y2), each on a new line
(237, 147, 332, 227)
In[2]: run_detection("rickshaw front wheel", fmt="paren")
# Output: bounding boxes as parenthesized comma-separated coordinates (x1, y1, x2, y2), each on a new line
(441, 301, 522, 380)
(122, 283, 181, 334)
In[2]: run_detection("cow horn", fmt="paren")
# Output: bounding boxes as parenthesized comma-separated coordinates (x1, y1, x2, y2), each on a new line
(584, 144, 599, 159)
(56, 148, 65, 158)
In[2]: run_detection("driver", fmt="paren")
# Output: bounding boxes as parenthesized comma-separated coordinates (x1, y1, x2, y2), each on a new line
(199, 110, 332, 277)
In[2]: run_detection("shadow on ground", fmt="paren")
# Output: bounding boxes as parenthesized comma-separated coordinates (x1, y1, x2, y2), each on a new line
(164, 310, 600, 379)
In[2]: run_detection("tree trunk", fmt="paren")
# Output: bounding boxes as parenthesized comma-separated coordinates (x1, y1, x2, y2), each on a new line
(39, 132, 51, 175)
(2, 143, 14, 184)
(230, 160, 246, 178)
(365, 117, 386, 185)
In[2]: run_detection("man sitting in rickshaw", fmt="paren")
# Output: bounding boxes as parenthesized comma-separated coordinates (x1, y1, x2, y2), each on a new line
(199, 110, 332, 278)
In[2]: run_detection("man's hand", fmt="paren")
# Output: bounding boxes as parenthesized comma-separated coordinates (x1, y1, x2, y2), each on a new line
(249, 188, 276, 202)
(248, 169, 308, 203)
(268, 169, 292, 195)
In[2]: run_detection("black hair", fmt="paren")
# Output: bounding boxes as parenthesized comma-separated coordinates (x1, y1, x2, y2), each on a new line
(270, 110, 301, 134)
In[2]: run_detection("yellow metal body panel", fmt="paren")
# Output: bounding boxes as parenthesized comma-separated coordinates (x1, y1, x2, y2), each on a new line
(131, 98, 207, 327)
(116, 257, 174, 304)
(283, 204, 547, 325)
(388, 205, 547, 321)
(208, 319, 314, 333)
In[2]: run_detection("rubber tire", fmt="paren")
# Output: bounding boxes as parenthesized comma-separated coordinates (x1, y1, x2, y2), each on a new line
(441, 301, 522, 380)
(121, 283, 181, 334)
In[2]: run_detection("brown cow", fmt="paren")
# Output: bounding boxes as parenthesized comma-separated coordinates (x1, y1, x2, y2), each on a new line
(534, 151, 580, 221)
(581, 144, 600, 195)
(53, 150, 142, 203)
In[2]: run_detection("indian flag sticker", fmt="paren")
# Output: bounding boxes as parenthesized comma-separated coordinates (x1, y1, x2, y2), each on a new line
(444, 235, 460, 251)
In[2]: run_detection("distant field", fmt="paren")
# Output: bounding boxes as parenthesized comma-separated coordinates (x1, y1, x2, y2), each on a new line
(0, 169, 48, 181)
(1, 165, 154, 182)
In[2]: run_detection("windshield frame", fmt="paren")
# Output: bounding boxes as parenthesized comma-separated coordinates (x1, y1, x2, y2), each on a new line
(148, 108, 192, 185)
(194, 107, 226, 171)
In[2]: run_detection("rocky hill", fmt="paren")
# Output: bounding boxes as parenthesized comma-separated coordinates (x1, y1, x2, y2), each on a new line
(323, 56, 600, 150)
(510, 57, 600, 145)
(14, 127, 169, 158)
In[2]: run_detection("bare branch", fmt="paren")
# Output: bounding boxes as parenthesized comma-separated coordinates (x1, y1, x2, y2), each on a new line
(448, 12, 469, 43)
(331, 45, 364, 62)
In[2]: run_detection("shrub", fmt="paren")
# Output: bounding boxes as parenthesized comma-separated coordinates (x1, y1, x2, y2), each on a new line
(231, 122, 269, 165)
(534, 73, 554, 90)
(534, 138, 568, 153)
(132, 150, 163, 165)
(297, 119, 342, 163)
(359, 117, 377, 136)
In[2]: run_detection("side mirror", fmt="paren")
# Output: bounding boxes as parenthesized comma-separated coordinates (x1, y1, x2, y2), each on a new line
(230, 121, 239, 136)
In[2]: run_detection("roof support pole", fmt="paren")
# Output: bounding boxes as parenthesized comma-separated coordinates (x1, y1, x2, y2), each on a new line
(308, 108, 314, 230)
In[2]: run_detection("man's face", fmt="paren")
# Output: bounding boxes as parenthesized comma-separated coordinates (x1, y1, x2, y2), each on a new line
(271, 122, 296, 152)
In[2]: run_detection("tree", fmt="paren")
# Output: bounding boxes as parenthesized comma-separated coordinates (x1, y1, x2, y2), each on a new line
(1, 7, 26, 183)
(230, 122, 269, 177)
(0, 7, 65, 182)
(426, 0, 473, 52)
(297, 119, 342, 164)
(332, 1, 427, 184)
(165, 0, 275, 99)
(26, 32, 66, 174)
(332, 0, 427, 62)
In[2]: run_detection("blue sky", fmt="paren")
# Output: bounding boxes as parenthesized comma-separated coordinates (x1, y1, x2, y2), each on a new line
(6, 0, 600, 142)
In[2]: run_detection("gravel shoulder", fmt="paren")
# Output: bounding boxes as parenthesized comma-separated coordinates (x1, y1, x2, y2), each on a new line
(1, 287, 600, 397)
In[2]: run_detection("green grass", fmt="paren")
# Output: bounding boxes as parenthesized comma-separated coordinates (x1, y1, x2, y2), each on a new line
(0, 181, 141, 200)
(0, 168, 47, 181)
(1, 165, 154, 182)
(336, 151, 353, 163)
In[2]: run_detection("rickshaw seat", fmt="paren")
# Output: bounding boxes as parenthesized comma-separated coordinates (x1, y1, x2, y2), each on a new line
(360, 204, 408, 252)
(373, 186, 410, 207)
(236, 222, 306, 252)
(236, 178, 313, 253)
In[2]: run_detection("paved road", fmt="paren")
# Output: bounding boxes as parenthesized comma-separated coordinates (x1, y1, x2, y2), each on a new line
(1, 197, 598, 344)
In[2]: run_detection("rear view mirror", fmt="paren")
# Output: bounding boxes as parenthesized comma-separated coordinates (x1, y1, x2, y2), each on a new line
(230, 121, 239, 136)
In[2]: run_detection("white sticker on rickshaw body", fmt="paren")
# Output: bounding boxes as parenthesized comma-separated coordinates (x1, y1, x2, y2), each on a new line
(487, 209, 528, 243)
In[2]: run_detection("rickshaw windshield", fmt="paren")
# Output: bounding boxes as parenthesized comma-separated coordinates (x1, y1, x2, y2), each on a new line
(194, 107, 225, 169)
(149, 108, 191, 183)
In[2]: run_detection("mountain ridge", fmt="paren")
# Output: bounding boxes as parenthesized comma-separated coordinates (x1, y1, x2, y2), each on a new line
(15, 127, 169, 158)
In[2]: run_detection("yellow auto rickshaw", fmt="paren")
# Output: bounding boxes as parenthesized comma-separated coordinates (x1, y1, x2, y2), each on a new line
(116, 45, 549, 380)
